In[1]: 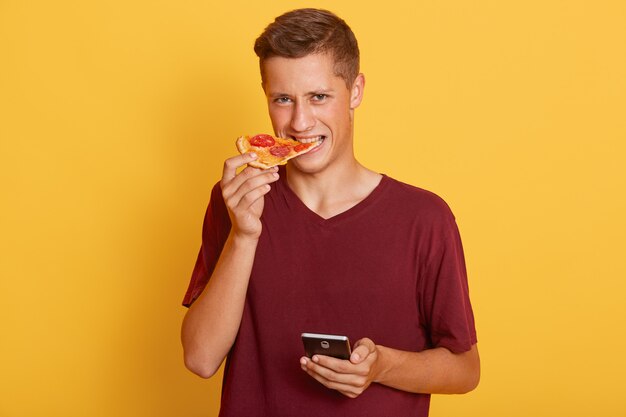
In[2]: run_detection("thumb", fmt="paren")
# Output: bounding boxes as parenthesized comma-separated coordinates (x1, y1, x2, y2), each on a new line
(350, 338, 375, 364)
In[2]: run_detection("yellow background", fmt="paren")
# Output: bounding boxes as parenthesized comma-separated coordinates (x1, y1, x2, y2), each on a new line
(1, 0, 625, 416)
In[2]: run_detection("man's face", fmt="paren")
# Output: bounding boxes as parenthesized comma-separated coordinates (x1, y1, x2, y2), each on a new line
(262, 53, 364, 174)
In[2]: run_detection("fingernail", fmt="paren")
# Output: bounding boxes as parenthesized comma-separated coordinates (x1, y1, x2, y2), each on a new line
(352, 353, 360, 362)
(300, 357, 307, 366)
(249, 152, 257, 158)
(312, 355, 319, 363)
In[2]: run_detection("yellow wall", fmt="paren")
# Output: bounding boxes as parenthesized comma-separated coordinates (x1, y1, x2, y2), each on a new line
(1, 1, 625, 416)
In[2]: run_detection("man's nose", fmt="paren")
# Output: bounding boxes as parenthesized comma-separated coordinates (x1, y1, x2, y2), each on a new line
(290, 102, 315, 132)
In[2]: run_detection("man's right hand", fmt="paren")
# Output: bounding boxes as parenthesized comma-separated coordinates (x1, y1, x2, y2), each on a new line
(182, 153, 280, 379)
(220, 152, 279, 240)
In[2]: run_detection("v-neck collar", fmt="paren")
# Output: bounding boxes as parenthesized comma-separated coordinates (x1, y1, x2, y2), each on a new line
(276, 166, 390, 227)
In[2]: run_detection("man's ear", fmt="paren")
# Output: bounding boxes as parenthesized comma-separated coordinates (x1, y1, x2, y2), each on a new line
(350, 73, 365, 109)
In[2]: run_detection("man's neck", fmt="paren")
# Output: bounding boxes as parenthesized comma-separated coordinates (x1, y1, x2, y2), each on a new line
(285, 159, 382, 219)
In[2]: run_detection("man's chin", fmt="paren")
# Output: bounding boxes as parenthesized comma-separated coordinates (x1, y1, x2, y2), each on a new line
(287, 158, 325, 175)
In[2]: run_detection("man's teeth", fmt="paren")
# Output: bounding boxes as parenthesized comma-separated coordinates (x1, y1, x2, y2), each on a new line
(295, 136, 324, 144)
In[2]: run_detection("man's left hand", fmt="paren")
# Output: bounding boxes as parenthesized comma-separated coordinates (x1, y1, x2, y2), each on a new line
(300, 337, 382, 398)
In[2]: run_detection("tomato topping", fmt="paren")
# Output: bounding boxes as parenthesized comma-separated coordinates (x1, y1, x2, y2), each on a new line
(270, 146, 291, 157)
(294, 143, 312, 153)
(249, 134, 275, 147)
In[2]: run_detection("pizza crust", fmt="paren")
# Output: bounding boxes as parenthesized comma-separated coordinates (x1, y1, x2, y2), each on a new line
(236, 135, 321, 169)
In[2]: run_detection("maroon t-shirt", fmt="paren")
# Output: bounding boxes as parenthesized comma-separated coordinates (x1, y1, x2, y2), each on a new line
(183, 169, 477, 416)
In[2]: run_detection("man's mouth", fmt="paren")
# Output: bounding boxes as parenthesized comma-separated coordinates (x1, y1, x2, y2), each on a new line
(292, 135, 326, 144)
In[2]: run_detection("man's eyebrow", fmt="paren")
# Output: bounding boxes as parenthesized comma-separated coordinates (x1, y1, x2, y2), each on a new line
(268, 92, 290, 98)
(308, 89, 334, 95)
(268, 89, 334, 98)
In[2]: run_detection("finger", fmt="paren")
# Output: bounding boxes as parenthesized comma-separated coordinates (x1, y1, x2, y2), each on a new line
(222, 164, 278, 199)
(221, 153, 258, 183)
(306, 369, 363, 397)
(235, 182, 271, 212)
(351, 338, 376, 364)
(228, 170, 279, 210)
(305, 356, 365, 384)
(300, 358, 366, 397)
(310, 355, 353, 374)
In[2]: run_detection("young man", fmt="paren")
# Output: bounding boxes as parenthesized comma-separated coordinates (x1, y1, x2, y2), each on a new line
(181, 8, 479, 416)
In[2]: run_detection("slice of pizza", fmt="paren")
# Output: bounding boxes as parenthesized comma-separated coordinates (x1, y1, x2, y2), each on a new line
(236, 134, 322, 169)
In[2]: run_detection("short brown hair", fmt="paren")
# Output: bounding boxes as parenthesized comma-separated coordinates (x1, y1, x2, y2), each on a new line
(254, 8, 360, 88)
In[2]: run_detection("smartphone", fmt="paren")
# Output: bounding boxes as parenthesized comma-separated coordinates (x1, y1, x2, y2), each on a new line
(301, 332, 352, 360)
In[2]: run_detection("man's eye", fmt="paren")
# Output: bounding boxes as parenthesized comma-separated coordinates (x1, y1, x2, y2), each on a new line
(313, 94, 327, 101)
(275, 97, 291, 104)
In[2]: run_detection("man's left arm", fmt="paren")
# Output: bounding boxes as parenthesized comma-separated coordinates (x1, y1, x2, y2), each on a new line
(300, 338, 480, 398)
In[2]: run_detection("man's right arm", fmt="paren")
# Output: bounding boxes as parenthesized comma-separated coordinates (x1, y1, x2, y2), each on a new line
(181, 153, 279, 378)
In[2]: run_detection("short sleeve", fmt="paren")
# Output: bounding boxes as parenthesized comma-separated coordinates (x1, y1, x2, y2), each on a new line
(418, 212, 477, 353)
(182, 182, 231, 307)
